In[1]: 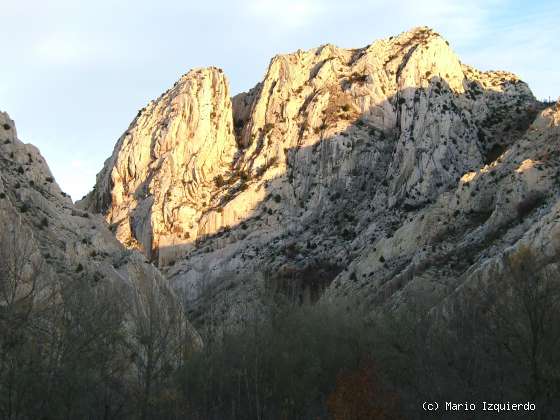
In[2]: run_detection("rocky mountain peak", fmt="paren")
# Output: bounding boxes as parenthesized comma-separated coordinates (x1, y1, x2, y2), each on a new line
(4, 16, 560, 417)
(80, 28, 556, 328)
(82, 66, 237, 260)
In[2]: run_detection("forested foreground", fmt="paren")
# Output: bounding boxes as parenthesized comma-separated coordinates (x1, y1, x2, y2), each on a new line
(1, 241, 559, 420)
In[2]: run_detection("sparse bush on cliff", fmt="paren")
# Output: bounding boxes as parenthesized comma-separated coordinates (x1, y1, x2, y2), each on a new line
(263, 122, 275, 133)
(516, 191, 545, 218)
(213, 174, 225, 188)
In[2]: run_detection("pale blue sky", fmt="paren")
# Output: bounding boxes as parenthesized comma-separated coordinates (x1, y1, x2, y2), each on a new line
(1, 0, 558, 200)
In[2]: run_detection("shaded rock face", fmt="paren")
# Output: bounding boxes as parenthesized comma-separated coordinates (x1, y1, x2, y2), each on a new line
(0, 111, 201, 348)
(83, 27, 557, 326)
(325, 100, 560, 313)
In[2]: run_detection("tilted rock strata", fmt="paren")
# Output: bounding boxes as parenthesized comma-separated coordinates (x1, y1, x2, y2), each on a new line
(325, 100, 560, 314)
(83, 27, 554, 327)
(83, 68, 238, 264)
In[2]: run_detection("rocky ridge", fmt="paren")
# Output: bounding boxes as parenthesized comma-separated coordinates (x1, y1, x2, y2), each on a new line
(0, 111, 202, 347)
(80, 27, 558, 327)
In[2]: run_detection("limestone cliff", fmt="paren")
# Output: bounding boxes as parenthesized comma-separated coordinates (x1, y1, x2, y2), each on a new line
(0, 111, 202, 347)
(84, 68, 237, 263)
(82, 27, 557, 327)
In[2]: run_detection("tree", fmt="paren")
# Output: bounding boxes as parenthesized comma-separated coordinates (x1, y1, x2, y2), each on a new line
(48, 275, 129, 420)
(126, 265, 190, 420)
(0, 217, 132, 420)
(327, 359, 402, 420)
(0, 219, 48, 420)
(483, 247, 560, 419)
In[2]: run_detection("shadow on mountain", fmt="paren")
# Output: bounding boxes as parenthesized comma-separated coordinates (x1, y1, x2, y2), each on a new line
(151, 76, 546, 320)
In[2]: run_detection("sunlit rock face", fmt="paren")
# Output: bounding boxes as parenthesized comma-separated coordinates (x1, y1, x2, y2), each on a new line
(83, 27, 558, 327)
(0, 111, 201, 348)
(82, 67, 238, 265)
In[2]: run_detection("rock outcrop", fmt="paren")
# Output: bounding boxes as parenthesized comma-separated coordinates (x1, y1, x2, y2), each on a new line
(82, 27, 557, 327)
(325, 99, 560, 313)
(84, 68, 238, 264)
(0, 111, 202, 347)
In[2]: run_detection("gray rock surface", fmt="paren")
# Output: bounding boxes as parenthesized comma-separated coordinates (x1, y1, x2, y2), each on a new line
(80, 27, 558, 327)
(0, 110, 202, 347)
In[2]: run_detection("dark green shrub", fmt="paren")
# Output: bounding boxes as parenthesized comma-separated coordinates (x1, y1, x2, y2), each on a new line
(516, 192, 545, 218)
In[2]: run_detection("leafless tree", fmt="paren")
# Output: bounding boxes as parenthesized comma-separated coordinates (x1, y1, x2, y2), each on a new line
(484, 247, 560, 419)
(0, 219, 46, 420)
(125, 265, 189, 420)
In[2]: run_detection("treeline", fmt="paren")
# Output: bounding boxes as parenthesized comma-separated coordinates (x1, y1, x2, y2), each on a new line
(0, 224, 189, 420)
(175, 247, 560, 420)
(1, 225, 559, 419)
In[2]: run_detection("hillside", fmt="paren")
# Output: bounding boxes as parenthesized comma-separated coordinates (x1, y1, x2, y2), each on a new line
(79, 27, 559, 330)
(0, 111, 201, 418)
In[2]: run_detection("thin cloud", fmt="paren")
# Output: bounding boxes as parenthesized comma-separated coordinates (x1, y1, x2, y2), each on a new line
(70, 159, 84, 169)
(33, 33, 125, 67)
(247, 0, 325, 28)
(454, 3, 560, 98)
(391, 0, 497, 45)
(35, 35, 88, 65)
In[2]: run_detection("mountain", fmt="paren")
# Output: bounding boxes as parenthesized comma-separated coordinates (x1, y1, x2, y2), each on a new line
(0, 110, 202, 417)
(80, 27, 559, 329)
(0, 109, 201, 341)
(3, 25, 560, 419)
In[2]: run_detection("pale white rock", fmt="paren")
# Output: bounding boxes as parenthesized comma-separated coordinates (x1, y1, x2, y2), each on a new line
(84, 27, 549, 327)
(81, 67, 239, 266)
(325, 99, 560, 317)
